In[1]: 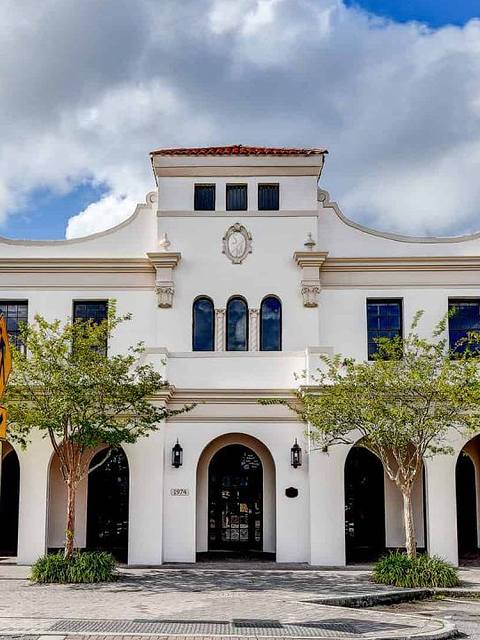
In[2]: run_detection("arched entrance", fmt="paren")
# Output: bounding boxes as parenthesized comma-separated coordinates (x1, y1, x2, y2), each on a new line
(456, 435, 480, 563)
(345, 446, 385, 563)
(208, 444, 262, 552)
(0, 443, 20, 556)
(196, 434, 276, 559)
(86, 447, 129, 562)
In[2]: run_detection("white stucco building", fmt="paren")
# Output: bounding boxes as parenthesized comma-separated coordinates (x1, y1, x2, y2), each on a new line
(1, 145, 480, 567)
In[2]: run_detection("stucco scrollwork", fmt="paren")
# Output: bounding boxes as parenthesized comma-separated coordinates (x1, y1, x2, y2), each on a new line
(301, 281, 321, 308)
(222, 223, 252, 264)
(156, 283, 175, 308)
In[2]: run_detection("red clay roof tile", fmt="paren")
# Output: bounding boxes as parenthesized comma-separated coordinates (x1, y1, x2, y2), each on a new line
(151, 144, 327, 157)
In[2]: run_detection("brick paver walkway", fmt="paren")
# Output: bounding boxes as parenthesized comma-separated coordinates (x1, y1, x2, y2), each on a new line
(0, 563, 473, 639)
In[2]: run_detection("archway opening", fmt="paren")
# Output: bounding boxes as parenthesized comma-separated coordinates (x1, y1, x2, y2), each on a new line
(0, 443, 20, 557)
(345, 446, 385, 563)
(208, 444, 262, 554)
(456, 435, 480, 564)
(86, 447, 129, 563)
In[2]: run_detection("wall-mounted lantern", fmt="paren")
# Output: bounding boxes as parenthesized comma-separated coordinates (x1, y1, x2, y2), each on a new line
(290, 439, 302, 468)
(172, 439, 183, 468)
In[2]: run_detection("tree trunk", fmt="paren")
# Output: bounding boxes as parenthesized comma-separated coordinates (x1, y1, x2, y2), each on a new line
(402, 488, 417, 558)
(64, 478, 76, 559)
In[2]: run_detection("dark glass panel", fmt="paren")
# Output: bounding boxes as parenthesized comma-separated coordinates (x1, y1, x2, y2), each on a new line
(87, 447, 129, 562)
(73, 300, 108, 324)
(194, 184, 215, 211)
(226, 185, 247, 211)
(260, 296, 282, 351)
(258, 184, 279, 210)
(448, 299, 480, 353)
(0, 301, 28, 350)
(193, 297, 215, 351)
(366, 299, 402, 360)
(226, 297, 248, 351)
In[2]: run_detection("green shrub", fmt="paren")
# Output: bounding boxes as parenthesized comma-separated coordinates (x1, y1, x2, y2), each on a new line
(372, 551, 460, 588)
(31, 551, 117, 584)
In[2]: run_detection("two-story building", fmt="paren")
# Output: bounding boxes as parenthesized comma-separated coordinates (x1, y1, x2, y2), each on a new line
(0, 145, 479, 567)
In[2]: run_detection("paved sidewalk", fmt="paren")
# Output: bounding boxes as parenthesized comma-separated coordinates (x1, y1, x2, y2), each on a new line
(0, 563, 471, 639)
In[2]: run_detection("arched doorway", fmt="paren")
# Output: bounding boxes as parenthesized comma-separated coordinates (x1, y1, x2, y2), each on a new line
(456, 435, 480, 563)
(208, 445, 262, 553)
(86, 447, 129, 562)
(345, 446, 385, 563)
(0, 444, 20, 556)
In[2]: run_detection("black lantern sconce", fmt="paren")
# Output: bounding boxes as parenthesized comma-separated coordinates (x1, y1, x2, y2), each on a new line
(172, 439, 183, 468)
(290, 438, 302, 468)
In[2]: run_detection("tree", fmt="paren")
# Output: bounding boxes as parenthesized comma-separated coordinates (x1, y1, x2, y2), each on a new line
(263, 312, 480, 558)
(4, 305, 185, 559)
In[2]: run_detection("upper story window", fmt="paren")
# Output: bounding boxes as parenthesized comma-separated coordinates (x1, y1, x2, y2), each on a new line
(194, 184, 215, 211)
(260, 296, 282, 351)
(258, 184, 279, 211)
(192, 297, 215, 351)
(226, 296, 248, 351)
(366, 299, 402, 360)
(73, 300, 108, 353)
(226, 184, 247, 211)
(73, 300, 108, 325)
(0, 301, 28, 351)
(448, 299, 480, 354)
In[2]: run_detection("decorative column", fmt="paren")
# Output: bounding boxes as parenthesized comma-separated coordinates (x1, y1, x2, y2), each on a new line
(215, 309, 226, 351)
(249, 309, 259, 351)
(293, 248, 328, 308)
(147, 252, 181, 308)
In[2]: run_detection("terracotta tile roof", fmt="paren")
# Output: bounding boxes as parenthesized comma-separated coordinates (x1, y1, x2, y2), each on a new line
(150, 145, 327, 157)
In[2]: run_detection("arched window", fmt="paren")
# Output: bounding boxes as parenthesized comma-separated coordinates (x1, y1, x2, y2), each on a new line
(260, 296, 282, 351)
(192, 297, 215, 351)
(226, 296, 248, 351)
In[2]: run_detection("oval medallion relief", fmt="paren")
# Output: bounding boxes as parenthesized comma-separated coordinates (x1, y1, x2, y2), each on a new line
(222, 223, 253, 264)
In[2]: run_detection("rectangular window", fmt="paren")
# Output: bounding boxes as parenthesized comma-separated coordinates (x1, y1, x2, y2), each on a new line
(258, 184, 279, 210)
(73, 300, 108, 324)
(194, 184, 215, 211)
(0, 301, 28, 350)
(73, 300, 108, 353)
(226, 184, 247, 211)
(448, 299, 480, 354)
(366, 299, 402, 360)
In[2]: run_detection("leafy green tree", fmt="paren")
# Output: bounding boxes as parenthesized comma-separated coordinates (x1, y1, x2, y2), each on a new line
(263, 312, 480, 558)
(4, 305, 184, 559)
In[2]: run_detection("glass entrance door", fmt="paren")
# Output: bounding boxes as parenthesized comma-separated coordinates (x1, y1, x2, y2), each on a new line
(208, 445, 262, 551)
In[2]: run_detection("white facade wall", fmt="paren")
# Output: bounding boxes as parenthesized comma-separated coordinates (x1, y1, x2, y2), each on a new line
(1, 150, 480, 566)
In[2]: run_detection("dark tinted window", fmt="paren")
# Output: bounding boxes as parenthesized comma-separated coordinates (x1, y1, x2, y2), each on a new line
(448, 299, 480, 354)
(260, 296, 281, 351)
(193, 297, 215, 351)
(194, 184, 215, 211)
(226, 297, 248, 351)
(226, 184, 247, 211)
(73, 301, 108, 324)
(367, 299, 402, 359)
(0, 301, 28, 350)
(73, 301, 108, 353)
(258, 184, 279, 210)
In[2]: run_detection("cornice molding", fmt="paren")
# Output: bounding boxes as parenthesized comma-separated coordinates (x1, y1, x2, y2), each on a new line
(0, 258, 153, 273)
(323, 256, 480, 272)
(168, 387, 296, 403)
(146, 252, 182, 269)
(294, 251, 329, 269)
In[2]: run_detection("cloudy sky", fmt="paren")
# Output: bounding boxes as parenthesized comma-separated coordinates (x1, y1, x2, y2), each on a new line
(1, 0, 479, 240)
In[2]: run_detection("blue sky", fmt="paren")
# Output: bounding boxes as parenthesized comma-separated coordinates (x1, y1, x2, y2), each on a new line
(346, 0, 479, 28)
(1, 0, 480, 240)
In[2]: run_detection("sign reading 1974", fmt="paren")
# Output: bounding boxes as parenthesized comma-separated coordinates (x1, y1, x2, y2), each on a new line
(170, 488, 190, 497)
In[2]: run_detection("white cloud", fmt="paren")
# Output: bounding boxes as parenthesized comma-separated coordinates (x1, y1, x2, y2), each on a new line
(0, 0, 480, 238)
(66, 194, 138, 238)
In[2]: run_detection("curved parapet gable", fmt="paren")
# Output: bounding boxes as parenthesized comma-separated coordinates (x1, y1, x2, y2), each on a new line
(317, 188, 480, 257)
(0, 192, 159, 258)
